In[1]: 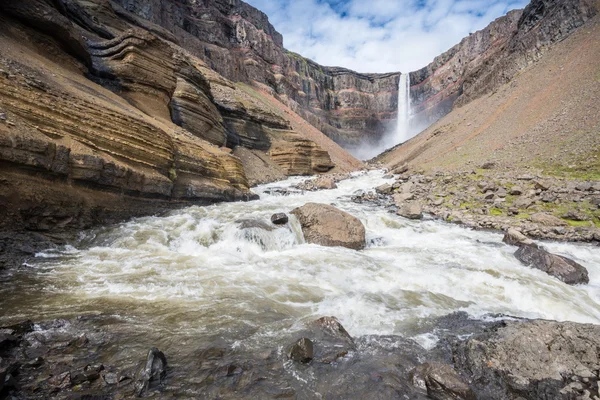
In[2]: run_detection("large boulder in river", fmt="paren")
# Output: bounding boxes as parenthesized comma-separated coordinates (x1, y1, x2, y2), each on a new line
(291, 203, 366, 250)
(453, 319, 600, 399)
(514, 245, 588, 284)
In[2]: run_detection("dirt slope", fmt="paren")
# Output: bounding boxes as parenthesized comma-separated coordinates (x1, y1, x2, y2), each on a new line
(377, 14, 600, 179)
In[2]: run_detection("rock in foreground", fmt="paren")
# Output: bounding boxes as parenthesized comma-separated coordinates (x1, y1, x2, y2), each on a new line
(514, 245, 589, 285)
(453, 319, 600, 399)
(291, 203, 366, 250)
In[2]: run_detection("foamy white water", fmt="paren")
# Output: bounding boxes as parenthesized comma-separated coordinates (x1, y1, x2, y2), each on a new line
(2, 170, 600, 351)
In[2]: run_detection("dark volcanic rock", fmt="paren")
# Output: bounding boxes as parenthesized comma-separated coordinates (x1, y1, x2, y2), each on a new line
(410, 363, 476, 400)
(288, 338, 313, 364)
(135, 347, 168, 396)
(514, 244, 589, 284)
(453, 319, 600, 400)
(270, 213, 289, 225)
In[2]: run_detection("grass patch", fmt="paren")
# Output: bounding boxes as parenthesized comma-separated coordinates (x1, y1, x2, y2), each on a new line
(515, 213, 531, 219)
(566, 220, 593, 228)
(490, 208, 503, 216)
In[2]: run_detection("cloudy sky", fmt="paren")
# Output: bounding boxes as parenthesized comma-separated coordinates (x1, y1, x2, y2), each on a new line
(245, 0, 528, 73)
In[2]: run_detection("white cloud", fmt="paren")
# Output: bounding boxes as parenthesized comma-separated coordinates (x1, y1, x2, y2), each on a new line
(245, 0, 529, 73)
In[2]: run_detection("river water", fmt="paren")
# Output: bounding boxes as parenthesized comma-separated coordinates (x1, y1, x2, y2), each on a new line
(1, 170, 600, 394)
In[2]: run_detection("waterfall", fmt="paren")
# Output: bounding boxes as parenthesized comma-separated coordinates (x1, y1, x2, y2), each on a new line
(396, 73, 411, 142)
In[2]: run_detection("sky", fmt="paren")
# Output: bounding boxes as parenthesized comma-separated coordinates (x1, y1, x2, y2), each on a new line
(245, 0, 529, 73)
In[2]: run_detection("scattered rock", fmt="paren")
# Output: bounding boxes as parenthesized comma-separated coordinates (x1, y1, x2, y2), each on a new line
(375, 183, 393, 195)
(432, 198, 444, 206)
(391, 162, 409, 175)
(514, 245, 589, 285)
(393, 192, 415, 205)
(314, 176, 337, 190)
(531, 213, 568, 227)
(288, 338, 313, 364)
(509, 186, 523, 195)
(561, 210, 589, 221)
(411, 363, 475, 400)
(291, 203, 366, 250)
(135, 347, 167, 396)
(481, 162, 496, 170)
(533, 180, 550, 191)
(517, 174, 535, 180)
(576, 182, 592, 192)
(397, 202, 423, 220)
(503, 229, 535, 247)
(270, 213, 289, 225)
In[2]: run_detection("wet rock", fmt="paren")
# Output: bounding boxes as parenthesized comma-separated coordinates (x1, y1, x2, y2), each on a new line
(237, 219, 276, 231)
(270, 213, 289, 225)
(375, 183, 393, 195)
(503, 229, 535, 247)
(514, 245, 589, 285)
(410, 363, 475, 400)
(291, 203, 366, 250)
(0, 333, 19, 350)
(453, 319, 600, 400)
(314, 176, 337, 190)
(397, 202, 423, 220)
(135, 347, 167, 396)
(288, 338, 313, 364)
(531, 213, 568, 227)
(312, 316, 354, 345)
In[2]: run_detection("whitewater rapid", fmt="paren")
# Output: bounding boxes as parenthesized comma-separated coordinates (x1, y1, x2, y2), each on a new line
(2, 170, 600, 352)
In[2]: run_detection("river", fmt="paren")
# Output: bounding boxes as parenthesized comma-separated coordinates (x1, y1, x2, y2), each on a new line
(1, 170, 600, 397)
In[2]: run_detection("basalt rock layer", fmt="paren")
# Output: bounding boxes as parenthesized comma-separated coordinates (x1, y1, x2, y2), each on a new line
(109, 0, 598, 150)
(0, 0, 353, 248)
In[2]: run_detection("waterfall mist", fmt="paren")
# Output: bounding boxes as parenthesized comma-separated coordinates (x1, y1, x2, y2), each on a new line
(347, 72, 427, 161)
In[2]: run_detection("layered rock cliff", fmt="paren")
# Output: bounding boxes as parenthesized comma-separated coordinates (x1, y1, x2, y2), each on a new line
(0, 0, 359, 239)
(108, 0, 599, 151)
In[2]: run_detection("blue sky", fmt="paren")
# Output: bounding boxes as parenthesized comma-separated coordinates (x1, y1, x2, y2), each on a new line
(245, 0, 529, 72)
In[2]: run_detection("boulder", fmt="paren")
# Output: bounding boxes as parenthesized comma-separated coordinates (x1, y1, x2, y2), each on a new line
(375, 183, 393, 195)
(509, 186, 523, 195)
(481, 162, 496, 170)
(514, 245, 589, 285)
(393, 192, 415, 206)
(531, 213, 568, 227)
(288, 338, 314, 364)
(291, 203, 366, 250)
(453, 319, 600, 400)
(135, 347, 167, 396)
(410, 363, 475, 400)
(502, 229, 535, 247)
(315, 177, 337, 190)
(398, 203, 423, 220)
(270, 213, 289, 225)
(561, 210, 589, 221)
(391, 163, 409, 175)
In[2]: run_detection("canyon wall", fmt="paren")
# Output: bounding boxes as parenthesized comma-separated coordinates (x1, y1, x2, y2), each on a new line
(110, 0, 599, 149)
(0, 0, 358, 237)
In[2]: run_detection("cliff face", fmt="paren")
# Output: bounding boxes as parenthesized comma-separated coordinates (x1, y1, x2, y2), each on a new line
(109, 0, 599, 150)
(0, 0, 358, 236)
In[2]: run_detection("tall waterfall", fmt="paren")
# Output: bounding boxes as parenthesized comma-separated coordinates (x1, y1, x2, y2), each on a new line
(396, 72, 411, 142)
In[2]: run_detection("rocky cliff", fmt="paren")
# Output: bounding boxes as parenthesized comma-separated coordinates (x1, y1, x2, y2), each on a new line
(0, 0, 360, 241)
(108, 0, 599, 151)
